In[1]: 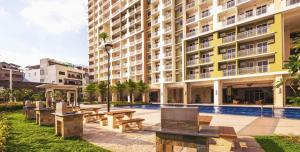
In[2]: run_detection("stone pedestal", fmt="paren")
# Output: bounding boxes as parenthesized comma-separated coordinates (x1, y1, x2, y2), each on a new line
(23, 106, 36, 119)
(53, 113, 83, 138)
(35, 108, 55, 126)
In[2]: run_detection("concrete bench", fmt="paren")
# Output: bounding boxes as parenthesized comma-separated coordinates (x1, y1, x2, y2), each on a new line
(99, 117, 108, 126)
(118, 118, 144, 132)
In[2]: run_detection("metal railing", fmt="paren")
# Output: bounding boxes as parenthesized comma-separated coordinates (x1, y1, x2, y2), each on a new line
(200, 72, 211, 78)
(223, 69, 236, 76)
(238, 47, 268, 57)
(199, 42, 211, 49)
(222, 35, 235, 43)
(237, 27, 269, 39)
(238, 65, 268, 75)
(200, 57, 211, 63)
(187, 45, 196, 52)
(222, 52, 236, 60)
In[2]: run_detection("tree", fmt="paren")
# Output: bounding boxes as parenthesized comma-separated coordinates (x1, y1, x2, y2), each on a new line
(84, 83, 96, 102)
(111, 81, 125, 101)
(124, 79, 136, 103)
(276, 37, 300, 105)
(31, 92, 45, 101)
(0, 88, 10, 102)
(96, 81, 107, 103)
(99, 32, 109, 43)
(136, 80, 149, 102)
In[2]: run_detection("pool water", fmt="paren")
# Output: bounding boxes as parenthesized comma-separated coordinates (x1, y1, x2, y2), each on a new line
(118, 104, 300, 119)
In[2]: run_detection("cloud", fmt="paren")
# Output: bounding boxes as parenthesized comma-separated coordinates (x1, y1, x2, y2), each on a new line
(20, 0, 87, 34)
(0, 7, 9, 19)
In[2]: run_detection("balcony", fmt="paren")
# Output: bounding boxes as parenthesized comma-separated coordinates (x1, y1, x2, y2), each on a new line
(164, 1, 171, 7)
(200, 72, 211, 78)
(164, 52, 172, 57)
(222, 18, 235, 26)
(200, 11, 211, 18)
(238, 6, 270, 21)
(165, 77, 172, 82)
(223, 69, 236, 76)
(238, 65, 268, 75)
(164, 13, 171, 20)
(237, 0, 250, 4)
(186, 1, 195, 9)
(201, 25, 212, 33)
(199, 42, 211, 49)
(187, 60, 197, 66)
(153, 43, 159, 48)
(153, 54, 159, 60)
(238, 47, 268, 57)
(187, 45, 197, 52)
(222, 52, 236, 60)
(153, 7, 159, 14)
(152, 79, 159, 83)
(187, 16, 196, 24)
(187, 29, 198, 37)
(188, 74, 196, 80)
(287, 0, 300, 6)
(200, 57, 211, 63)
(164, 64, 172, 70)
(222, 1, 235, 11)
(237, 26, 270, 40)
(164, 39, 172, 45)
(222, 35, 235, 43)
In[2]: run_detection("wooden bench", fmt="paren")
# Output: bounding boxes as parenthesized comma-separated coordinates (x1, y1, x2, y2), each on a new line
(198, 115, 212, 126)
(118, 118, 144, 132)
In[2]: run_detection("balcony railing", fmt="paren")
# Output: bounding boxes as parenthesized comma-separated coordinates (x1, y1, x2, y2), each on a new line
(200, 57, 210, 63)
(238, 47, 268, 57)
(187, 45, 196, 52)
(222, 18, 235, 26)
(187, 29, 198, 37)
(237, 27, 269, 39)
(165, 77, 172, 82)
(223, 69, 236, 76)
(239, 65, 268, 75)
(200, 11, 211, 18)
(164, 39, 172, 45)
(199, 42, 211, 49)
(164, 1, 171, 7)
(152, 79, 159, 83)
(187, 60, 197, 66)
(164, 52, 172, 57)
(200, 72, 211, 78)
(222, 52, 236, 60)
(222, 35, 235, 43)
(153, 43, 159, 48)
(153, 54, 159, 59)
(188, 74, 196, 80)
(287, 0, 300, 6)
(187, 16, 196, 24)
(238, 7, 269, 21)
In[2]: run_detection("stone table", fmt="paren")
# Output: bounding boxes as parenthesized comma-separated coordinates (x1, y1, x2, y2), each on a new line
(23, 106, 36, 120)
(35, 108, 55, 126)
(53, 112, 83, 138)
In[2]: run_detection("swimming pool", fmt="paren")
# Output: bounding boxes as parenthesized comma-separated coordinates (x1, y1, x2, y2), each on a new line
(118, 104, 300, 119)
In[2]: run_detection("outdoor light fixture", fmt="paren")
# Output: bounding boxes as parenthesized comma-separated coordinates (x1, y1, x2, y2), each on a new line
(104, 43, 113, 112)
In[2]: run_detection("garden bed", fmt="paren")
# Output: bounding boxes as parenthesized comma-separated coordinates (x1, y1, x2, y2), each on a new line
(4, 112, 109, 152)
(256, 136, 300, 152)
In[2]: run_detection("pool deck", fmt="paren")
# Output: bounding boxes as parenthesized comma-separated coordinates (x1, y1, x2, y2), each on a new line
(82, 104, 300, 152)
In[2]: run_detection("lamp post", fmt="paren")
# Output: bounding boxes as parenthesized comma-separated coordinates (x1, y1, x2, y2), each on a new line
(104, 43, 113, 112)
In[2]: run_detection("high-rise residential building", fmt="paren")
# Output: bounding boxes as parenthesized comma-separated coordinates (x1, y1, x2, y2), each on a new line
(0, 62, 23, 82)
(24, 58, 88, 86)
(88, 0, 300, 107)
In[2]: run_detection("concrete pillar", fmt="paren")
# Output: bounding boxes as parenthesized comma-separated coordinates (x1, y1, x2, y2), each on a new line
(274, 75, 285, 107)
(183, 83, 191, 104)
(67, 92, 71, 105)
(142, 92, 149, 103)
(160, 83, 168, 104)
(112, 93, 118, 102)
(214, 80, 223, 106)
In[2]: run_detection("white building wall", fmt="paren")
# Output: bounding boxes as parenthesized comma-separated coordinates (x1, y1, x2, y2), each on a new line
(24, 69, 40, 83)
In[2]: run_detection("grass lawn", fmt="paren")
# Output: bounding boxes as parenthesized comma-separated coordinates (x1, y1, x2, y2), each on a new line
(256, 136, 300, 152)
(5, 112, 109, 152)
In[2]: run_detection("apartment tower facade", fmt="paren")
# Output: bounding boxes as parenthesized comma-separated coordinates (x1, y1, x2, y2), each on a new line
(88, 0, 300, 107)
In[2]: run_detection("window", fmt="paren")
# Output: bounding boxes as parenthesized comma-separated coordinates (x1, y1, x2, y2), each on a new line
(245, 9, 253, 18)
(257, 41, 268, 53)
(59, 79, 63, 83)
(227, 16, 235, 24)
(59, 71, 65, 75)
(257, 60, 268, 72)
(256, 5, 267, 15)
(40, 70, 44, 75)
(202, 24, 209, 32)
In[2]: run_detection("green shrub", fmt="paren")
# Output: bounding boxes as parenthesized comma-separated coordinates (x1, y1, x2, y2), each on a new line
(112, 101, 151, 107)
(0, 102, 23, 112)
(0, 113, 9, 152)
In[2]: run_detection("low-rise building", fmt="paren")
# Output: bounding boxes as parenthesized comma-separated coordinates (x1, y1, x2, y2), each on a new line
(0, 62, 23, 82)
(24, 58, 88, 86)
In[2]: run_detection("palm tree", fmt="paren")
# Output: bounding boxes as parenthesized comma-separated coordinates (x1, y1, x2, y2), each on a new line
(111, 81, 125, 101)
(84, 83, 96, 102)
(124, 79, 136, 103)
(136, 80, 150, 102)
(96, 81, 107, 103)
(99, 32, 109, 43)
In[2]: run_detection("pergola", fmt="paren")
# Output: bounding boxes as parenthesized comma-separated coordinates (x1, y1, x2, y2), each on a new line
(36, 84, 80, 107)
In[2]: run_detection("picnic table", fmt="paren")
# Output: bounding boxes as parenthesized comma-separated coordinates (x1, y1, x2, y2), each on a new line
(198, 115, 212, 126)
(105, 110, 136, 128)
(78, 107, 101, 114)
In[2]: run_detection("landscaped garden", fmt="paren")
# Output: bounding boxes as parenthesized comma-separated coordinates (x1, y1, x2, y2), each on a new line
(1, 112, 109, 152)
(256, 136, 300, 152)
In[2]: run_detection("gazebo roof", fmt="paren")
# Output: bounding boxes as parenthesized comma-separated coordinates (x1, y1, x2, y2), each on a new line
(36, 84, 81, 90)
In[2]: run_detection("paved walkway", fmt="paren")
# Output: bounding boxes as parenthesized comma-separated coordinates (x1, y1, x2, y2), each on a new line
(81, 105, 300, 152)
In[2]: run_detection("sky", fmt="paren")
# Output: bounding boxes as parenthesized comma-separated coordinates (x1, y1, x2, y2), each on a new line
(0, 0, 88, 67)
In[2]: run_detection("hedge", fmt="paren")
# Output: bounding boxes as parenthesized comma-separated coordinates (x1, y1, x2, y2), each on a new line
(0, 113, 9, 152)
(0, 102, 23, 112)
